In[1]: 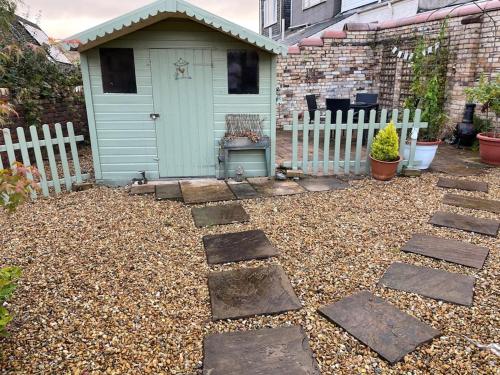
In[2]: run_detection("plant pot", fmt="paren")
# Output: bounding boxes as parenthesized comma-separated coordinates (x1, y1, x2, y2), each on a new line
(477, 132, 500, 166)
(403, 141, 441, 170)
(370, 155, 401, 181)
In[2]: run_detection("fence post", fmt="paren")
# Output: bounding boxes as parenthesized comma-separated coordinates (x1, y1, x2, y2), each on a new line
(407, 109, 421, 169)
(16, 127, 37, 199)
(365, 110, 377, 174)
(344, 110, 354, 175)
(30, 126, 49, 197)
(398, 109, 411, 172)
(333, 110, 342, 175)
(323, 110, 332, 175)
(67, 122, 83, 184)
(312, 111, 320, 175)
(3, 128, 16, 167)
(42, 124, 61, 194)
(302, 112, 310, 174)
(292, 112, 298, 170)
(354, 110, 365, 175)
(55, 123, 72, 191)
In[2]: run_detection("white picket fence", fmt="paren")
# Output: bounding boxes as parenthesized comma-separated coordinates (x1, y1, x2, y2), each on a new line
(0, 123, 89, 198)
(283, 108, 428, 176)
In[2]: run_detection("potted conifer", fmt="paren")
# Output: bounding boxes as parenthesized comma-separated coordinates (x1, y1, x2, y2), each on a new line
(370, 122, 401, 181)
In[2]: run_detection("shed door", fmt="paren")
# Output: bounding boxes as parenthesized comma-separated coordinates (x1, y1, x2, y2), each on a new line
(150, 49, 215, 177)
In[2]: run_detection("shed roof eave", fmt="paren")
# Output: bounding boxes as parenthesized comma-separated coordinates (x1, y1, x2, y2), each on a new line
(66, 0, 287, 55)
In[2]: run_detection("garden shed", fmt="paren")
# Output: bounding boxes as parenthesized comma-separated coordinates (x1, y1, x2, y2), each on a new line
(70, 0, 286, 185)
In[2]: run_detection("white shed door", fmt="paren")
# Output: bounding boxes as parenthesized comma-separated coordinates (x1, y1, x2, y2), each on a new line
(150, 49, 215, 177)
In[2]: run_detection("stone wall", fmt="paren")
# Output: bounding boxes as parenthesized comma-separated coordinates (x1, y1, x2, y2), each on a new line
(276, 5, 500, 134)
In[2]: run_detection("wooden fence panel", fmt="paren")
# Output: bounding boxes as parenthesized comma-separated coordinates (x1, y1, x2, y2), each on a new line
(0, 122, 89, 198)
(282, 108, 428, 177)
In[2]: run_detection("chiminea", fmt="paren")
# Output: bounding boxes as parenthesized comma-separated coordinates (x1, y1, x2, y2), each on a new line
(456, 103, 477, 147)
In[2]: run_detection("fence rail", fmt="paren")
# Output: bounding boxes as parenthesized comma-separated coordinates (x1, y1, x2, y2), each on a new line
(1, 122, 89, 198)
(282, 108, 427, 176)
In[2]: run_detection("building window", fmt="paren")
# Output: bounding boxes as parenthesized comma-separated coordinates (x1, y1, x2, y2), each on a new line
(227, 50, 259, 95)
(263, 0, 277, 27)
(303, 0, 326, 10)
(99, 48, 137, 94)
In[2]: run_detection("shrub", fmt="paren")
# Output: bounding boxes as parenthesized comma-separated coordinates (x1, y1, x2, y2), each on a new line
(0, 266, 21, 337)
(371, 122, 400, 162)
(0, 162, 39, 212)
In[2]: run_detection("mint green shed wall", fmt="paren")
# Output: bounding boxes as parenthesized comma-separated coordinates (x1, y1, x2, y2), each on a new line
(81, 19, 276, 185)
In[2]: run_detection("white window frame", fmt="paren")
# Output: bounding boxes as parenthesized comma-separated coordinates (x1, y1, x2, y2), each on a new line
(303, 0, 326, 10)
(263, 0, 278, 27)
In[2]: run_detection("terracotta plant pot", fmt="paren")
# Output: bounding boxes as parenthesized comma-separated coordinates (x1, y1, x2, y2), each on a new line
(477, 132, 500, 166)
(370, 155, 401, 181)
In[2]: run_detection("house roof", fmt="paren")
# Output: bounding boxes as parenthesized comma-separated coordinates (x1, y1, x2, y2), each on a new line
(14, 16, 72, 64)
(67, 0, 287, 55)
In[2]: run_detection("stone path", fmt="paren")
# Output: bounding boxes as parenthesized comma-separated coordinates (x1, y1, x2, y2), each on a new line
(430, 211, 500, 236)
(203, 326, 320, 374)
(180, 180, 235, 204)
(437, 177, 488, 192)
(191, 203, 249, 228)
(203, 229, 278, 265)
(378, 262, 475, 306)
(184, 174, 496, 369)
(208, 264, 302, 321)
(402, 234, 489, 269)
(443, 193, 500, 214)
(318, 291, 441, 365)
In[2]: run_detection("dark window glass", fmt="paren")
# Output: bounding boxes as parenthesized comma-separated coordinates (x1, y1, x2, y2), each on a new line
(227, 50, 259, 94)
(100, 48, 137, 93)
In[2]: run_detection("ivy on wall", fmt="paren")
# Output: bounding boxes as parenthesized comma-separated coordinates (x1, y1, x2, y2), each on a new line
(404, 21, 450, 141)
(0, 0, 83, 127)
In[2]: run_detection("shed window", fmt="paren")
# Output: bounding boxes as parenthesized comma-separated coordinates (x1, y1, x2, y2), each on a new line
(99, 48, 137, 93)
(227, 50, 259, 95)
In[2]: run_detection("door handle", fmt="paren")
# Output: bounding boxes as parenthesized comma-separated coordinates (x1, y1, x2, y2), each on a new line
(150, 113, 160, 120)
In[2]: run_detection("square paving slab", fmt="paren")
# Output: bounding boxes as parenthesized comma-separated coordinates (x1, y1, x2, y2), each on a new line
(247, 177, 306, 197)
(402, 234, 489, 269)
(180, 179, 235, 204)
(318, 291, 440, 365)
(203, 229, 279, 265)
(192, 204, 250, 228)
(437, 178, 488, 192)
(227, 181, 261, 200)
(443, 194, 500, 214)
(155, 182, 182, 201)
(203, 326, 320, 375)
(297, 177, 349, 192)
(208, 264, 302, 321)
(430, 211, 499, 237)
(378, 262, 475, 306)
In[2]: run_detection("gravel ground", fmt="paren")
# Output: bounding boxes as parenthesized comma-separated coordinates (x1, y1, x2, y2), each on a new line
(0, 168, 498, 374)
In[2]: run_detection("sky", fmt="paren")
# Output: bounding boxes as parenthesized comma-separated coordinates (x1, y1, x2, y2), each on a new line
(17, 0, 260, 39)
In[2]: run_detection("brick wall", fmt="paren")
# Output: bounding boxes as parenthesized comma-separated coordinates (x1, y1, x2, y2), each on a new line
(277, 7, 500, 134)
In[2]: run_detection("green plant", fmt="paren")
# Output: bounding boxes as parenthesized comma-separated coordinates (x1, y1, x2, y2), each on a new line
(465, 74, 500, 138)
(0, 162, 39, 212)
(0, 0, 83, 126)
(0, 266, 21, 337)
(371, 122, 400, 162)
(405, 22, 449, 141)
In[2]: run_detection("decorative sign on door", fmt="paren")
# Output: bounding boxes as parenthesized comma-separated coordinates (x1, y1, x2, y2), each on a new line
(174, 58, 192, 80)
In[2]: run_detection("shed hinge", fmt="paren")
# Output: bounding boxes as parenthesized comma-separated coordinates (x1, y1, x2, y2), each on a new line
(150, 113, 160, 120)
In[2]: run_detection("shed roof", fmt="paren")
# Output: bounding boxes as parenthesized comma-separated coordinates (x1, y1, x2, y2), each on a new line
(67, 0, 287, 55)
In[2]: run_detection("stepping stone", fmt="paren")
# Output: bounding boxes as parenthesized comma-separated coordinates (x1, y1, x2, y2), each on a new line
(202, 229, 278, 265)
(437, 178, 488, 192)
(430, 211, 499, 237)
(402, 234, 489, 269)
(208, 264, 301, 321)
(192, 203, 249, 228)
(130, 184, 155, 195)
(227, 181, 260, 200)
(297, 176, 349, 192)
(155, 182, 182, 201)
(318, 291, 440, 365)
(443, 194, 500, 214)
(247, 177, 306, 197)
(378, 262, 475, 306)
(203, 326, 320, 375)
(180, 179, 235, 204)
